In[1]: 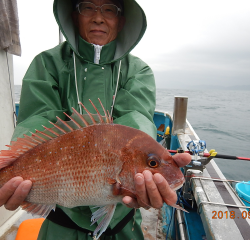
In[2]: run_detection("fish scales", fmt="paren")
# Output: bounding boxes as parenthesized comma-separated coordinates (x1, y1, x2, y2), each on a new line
(0, 100, 185, 238)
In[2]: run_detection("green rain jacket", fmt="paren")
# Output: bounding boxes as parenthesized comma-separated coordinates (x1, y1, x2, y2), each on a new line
(13, 0, 156, 239)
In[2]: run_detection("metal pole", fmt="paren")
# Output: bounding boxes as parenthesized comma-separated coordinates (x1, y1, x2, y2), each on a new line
(172, 96, 188, 135)
(176, 210, 187, 240)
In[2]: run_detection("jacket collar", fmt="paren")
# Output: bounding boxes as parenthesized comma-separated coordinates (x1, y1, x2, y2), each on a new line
(78, 36, 117, 64)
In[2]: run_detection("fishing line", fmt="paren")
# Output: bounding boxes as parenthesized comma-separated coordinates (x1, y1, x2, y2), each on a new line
(178, 188, 192, 209)
(110, 60, 122, 117)
(5, 51, 17, 128)
(73, 52, 82, 115)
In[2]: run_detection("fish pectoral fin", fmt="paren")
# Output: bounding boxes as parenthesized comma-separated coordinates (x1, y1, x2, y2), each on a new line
(107, 178, 122, 196)
(21, 201, 56, 218)
(107, 174, 122, 184)
(116, 174, 122, 184)
(107, 178, 117, 185)
(91, 204, 116, 239)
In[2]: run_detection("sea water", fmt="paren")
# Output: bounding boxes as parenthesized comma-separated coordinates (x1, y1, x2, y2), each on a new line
(156, 88, 250, 181)
(14, 86, 250, 181)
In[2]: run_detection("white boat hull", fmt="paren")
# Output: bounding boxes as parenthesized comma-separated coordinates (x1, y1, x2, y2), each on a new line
(0, 49, 19, 237)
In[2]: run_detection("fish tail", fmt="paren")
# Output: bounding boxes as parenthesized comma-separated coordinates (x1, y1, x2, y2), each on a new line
(0, 150, 19, 188)
(0, 136, 38, 170)
(0, 152, 18, 169)
(3, 136, 40, 170)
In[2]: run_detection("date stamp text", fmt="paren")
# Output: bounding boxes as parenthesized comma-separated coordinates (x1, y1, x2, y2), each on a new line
(212, 210, 250, 219)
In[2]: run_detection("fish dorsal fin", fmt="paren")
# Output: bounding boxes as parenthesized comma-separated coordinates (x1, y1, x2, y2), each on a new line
(0, 99, 112, 169)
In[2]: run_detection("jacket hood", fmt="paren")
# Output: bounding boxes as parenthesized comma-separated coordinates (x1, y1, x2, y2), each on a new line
(53, 0, 147, 63)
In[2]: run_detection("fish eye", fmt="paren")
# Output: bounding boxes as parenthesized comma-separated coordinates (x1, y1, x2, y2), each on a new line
(147, 155, 160, 168)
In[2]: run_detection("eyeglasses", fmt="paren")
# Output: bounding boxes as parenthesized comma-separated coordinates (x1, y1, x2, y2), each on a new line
(76, 2, 121, 19)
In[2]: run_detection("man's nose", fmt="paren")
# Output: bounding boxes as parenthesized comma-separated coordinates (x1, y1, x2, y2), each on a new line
(92, 7, 104, 23)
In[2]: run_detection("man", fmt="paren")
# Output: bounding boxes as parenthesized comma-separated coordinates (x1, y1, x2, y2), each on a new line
(0, 0, 191, 239)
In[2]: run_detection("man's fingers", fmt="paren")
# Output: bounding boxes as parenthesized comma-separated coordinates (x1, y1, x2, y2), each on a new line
(122, 196, 139, 209)
(0, 177, 23, 207)
(172, 153, 191, 167)
(153, 173, 177, 206)
(123, 153, 187, 211)
(134, 173, 150, 209)
(143, 171, 163, 209)
(4, 180, 32, 210)
(0, 177, 32, 211)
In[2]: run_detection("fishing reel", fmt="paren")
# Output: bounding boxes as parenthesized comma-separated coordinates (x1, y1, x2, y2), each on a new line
(187, 140, 206, 161)
(184, 140, 212, 170)
(183, 140, 210, 201)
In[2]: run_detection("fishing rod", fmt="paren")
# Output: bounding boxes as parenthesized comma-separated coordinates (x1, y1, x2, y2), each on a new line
(168, 149, 250, 161)
(166, 140, 250, 161)
(159, 130, 250, 161)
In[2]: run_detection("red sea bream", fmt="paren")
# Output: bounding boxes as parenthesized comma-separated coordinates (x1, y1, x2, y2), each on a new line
(0, 99, 185, 238)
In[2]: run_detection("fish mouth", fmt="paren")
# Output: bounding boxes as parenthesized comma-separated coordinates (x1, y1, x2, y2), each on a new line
(170, 177, 185, 191)
(171, 182, 184, 191)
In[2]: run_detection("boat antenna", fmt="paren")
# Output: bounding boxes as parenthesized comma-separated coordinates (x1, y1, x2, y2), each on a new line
(5, 51, 17, 128)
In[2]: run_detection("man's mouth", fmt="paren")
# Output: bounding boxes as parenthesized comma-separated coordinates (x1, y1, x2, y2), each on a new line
(90, 30, 106, 34)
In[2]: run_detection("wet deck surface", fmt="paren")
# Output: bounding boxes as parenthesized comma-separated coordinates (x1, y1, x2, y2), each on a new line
(140, 208, 166, 240)
(140, 208, 159, 240)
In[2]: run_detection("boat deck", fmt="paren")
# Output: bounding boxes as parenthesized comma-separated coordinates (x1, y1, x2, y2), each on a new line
(178, 118, 250, 239)
(0, 211, 40, 240)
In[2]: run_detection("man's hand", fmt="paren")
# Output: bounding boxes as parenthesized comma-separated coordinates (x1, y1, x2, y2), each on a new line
(122, 153, 191, 209)
(0, 177, 32, 211)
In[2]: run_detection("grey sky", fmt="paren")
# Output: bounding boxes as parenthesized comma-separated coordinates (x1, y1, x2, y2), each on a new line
(14, 0, 250, 89)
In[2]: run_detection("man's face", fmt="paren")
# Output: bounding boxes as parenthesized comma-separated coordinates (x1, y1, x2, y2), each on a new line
(73, 0, 125, 46)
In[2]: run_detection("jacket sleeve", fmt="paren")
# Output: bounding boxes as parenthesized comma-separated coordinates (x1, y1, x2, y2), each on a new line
(113, 55, 157, 139)
(12, 51, 66, 141)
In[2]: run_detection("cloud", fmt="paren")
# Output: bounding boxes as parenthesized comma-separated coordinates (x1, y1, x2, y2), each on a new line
(152, 47, 250, 89)
(132, 0, 250, 89)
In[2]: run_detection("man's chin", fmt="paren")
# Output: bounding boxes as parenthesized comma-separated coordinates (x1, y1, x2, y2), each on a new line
(91, 41, 106, 46)
(85, 33, 103, 45)
(88, 35, 113, 46)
